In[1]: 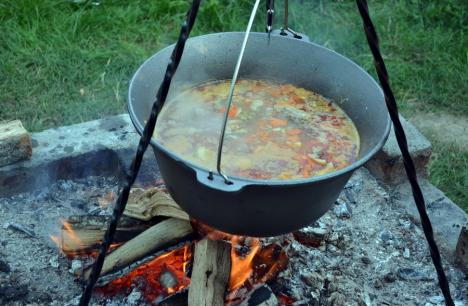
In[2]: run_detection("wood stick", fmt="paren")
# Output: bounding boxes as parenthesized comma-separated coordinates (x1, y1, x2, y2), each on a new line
(0, 120, 32, 167)
(82, 218, 193, 280)
(60, 215, 155, 254)
(188, 238, 231, 306)
(124, 188, 189, 221)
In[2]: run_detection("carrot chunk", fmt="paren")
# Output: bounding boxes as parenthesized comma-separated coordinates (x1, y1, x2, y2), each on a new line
(287, 129, 302, 135)
(228, 105, 238, 118)
(270, 118, 288, 127)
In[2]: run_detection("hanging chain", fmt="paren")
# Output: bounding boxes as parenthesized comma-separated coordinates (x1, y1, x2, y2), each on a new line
(355, 1, 454, 305)
(78, 1, 201, 305)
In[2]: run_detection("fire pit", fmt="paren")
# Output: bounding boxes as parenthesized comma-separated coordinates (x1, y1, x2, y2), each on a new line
(0, 159, 466, 305)
(1, 1, 466, 305)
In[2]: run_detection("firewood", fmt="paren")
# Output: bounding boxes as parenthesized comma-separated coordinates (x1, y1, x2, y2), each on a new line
(124, 188, 189, 221)
(0, 120, 32, 167)
(60, 215, 156, 254)
(94, 242, 191, 287)
(188, 238, 231, 306)
(82, 218, 193, 280)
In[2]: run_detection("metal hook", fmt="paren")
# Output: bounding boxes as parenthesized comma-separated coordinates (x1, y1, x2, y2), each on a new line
(280, 0, 303, 39)
(266, 0, 275, 43)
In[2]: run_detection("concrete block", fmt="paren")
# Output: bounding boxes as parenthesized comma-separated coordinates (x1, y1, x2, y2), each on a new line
(366, 116, 432, 185)
(0, 115, 159, 197)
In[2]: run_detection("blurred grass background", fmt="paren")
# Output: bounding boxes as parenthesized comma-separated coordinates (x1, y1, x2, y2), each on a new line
(0, 0, 466, 209)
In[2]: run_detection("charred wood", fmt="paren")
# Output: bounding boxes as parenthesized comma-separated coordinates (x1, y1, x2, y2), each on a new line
(159, 288, 189, 306)
(239, 284, 278, 306)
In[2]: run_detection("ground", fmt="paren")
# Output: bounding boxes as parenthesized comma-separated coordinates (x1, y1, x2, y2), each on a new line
(0, 0, 466, 209)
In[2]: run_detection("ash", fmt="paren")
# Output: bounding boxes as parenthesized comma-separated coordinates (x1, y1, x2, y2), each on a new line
(0, 176, 120, 306)
(272, 169, 467, 306)
(0, 170, 466, 306)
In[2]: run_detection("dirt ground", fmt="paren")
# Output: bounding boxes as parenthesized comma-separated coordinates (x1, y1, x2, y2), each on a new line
(409, 113, 467, 151)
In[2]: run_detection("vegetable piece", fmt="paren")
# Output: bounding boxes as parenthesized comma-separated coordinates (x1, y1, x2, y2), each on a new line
(308, 154, 328, 166)
(287, 129, 302, 136)
(228, 105, 238, 118)
(270, 118, 288, 127)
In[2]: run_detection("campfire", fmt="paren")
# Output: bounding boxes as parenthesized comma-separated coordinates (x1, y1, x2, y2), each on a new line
(51, 187, 289, 305)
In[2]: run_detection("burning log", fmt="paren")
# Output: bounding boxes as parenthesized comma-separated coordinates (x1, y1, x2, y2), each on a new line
(124, 187, 189, 221)
(59, 186, 189, 254)
(83, 218, 193, 280)
(188, 238, 231, 306)
(59, 215, 155, 254)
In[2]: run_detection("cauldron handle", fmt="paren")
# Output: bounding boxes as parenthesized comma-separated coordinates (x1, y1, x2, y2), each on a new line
(197, 169, 249, 192)
(215, 0, 261, 184)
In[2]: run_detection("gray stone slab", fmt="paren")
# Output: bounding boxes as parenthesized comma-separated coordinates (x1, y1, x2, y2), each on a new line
(392, 180, 468, 259)
(366, 116, 432, 185)
(455, 227, 468, 274)
(0, 115, 159, 197)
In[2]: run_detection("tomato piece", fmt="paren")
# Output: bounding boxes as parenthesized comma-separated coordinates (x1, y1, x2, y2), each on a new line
(287, 129, 302, 135)
(228, 105, 238, 118)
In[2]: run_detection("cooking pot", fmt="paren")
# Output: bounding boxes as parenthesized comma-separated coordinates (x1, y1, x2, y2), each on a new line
(128, 32, 390, 237)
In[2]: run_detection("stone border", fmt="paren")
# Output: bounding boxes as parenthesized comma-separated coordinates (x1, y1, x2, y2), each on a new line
(0, 115, 158, 197)
(365, 115, 432, 184)
(0, 114, 466, 270)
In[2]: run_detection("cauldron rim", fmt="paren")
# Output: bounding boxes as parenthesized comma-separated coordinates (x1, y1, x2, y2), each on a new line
(128, 32, 391, 187)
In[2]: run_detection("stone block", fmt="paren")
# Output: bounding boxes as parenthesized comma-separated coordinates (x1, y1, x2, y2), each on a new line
(366, 116, 432, 185)
(0, 115, 159, 197)
(393, 180, 468, 258)
(455, 227, 468, 274)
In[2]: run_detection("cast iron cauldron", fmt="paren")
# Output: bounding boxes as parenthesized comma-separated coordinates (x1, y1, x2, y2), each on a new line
(128, 32, 390, 237)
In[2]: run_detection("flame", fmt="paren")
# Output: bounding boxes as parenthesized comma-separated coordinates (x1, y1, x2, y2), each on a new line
(229, 236, 261, 290)
(227, 239, 288, 305)
(191, 219, 289, 304)
(58, 217, 289, 304)
(96, 244, 193, 303)
(62, 220, 82, 246)
(50, 219, 121, 258)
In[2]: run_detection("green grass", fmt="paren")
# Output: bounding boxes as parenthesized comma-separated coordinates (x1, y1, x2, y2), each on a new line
(429, 141, 468, 211)
(0, 0, 254, 131)
(1, 0, 467, 209)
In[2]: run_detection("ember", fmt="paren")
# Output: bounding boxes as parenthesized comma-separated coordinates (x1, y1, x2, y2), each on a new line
(226, 239, 288, 305)
(230, 236, 261, 290)
(48, 192, 290, 304)
(90, 234, 287, 305)
(96, 244, 193, 304)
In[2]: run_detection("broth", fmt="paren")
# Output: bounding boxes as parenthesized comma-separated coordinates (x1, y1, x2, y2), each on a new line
(154, 80, 360, 180)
